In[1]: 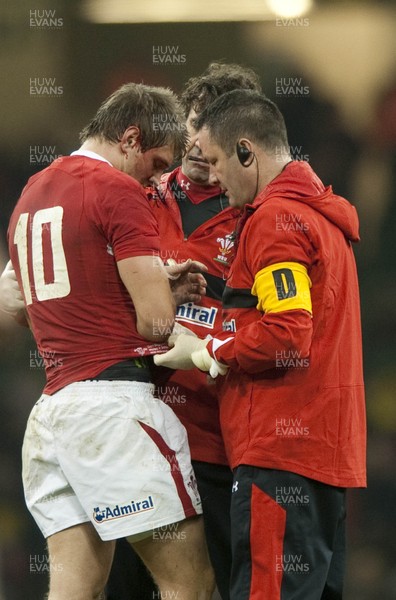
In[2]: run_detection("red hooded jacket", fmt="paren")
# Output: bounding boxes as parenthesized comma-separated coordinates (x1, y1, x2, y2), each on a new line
(208, 161, 366, 487)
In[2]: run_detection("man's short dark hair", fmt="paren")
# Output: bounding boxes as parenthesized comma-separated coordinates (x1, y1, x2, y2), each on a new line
(194, 89, 289, 156)
(181, 62, 262, 118)
(80, 83, 187, 160)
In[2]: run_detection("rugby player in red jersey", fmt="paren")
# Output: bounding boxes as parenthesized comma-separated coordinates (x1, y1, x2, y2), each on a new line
(155, 90, 367, 600)
(6, 83, 214, 600)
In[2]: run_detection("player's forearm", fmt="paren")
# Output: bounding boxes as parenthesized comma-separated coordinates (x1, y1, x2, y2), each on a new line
(117, 255, 176, 342)
(136, 305, 175, 342)
(208, 310, 313, 373)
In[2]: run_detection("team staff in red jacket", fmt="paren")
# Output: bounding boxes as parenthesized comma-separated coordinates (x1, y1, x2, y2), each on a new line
(155, 90, 366, 600)
(106, 62, 262, 600)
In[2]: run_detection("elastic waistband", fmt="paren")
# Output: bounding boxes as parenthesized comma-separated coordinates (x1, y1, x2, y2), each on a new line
(86, 358, 152, 383)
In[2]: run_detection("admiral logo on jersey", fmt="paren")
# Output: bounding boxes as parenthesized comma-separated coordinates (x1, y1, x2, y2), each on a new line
(93, 495, 154, 523)
(176, 302, 218, 329)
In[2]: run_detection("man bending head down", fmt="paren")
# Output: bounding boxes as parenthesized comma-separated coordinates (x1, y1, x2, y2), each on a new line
(180, 62, 262, 186)
(7, 82, 214, 600)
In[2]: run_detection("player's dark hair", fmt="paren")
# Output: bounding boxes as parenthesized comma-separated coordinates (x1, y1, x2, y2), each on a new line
(80, 83, 187, 160)
(181, 61, 262, 118)
(194, 89, 289, 156)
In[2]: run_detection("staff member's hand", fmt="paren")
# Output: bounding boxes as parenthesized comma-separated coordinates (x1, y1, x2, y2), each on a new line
(154, 332, 228, 378)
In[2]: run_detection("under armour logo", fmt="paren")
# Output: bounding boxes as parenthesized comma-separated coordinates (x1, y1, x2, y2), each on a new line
(179, 179, 190, 190)
(232, 481, 239, 493)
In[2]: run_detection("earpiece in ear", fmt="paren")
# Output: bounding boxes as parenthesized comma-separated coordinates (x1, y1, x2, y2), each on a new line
(236, 142, 254, 167)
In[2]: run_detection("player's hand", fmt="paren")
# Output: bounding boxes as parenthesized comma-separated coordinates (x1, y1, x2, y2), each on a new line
(0, 261, 25, 317)
(166, 259, 208, 305)
(154, 333, 228, 378)
(165, 258, 207, 280)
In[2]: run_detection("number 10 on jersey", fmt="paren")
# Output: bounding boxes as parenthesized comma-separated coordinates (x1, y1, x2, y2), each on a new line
(13, 206, 71, 304)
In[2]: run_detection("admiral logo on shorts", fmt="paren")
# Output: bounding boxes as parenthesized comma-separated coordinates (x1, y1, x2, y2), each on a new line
(93, 495, 154, 523)
(223, 319, 236, 333)
(187, 474, 201, 504)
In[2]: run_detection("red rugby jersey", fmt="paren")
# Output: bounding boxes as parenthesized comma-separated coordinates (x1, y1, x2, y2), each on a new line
(208, 161, 366, 488)
(149, 166, 240, 465)
(8, 153, 164, 394)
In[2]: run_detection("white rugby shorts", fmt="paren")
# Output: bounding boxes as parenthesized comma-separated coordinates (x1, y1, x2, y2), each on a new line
(22, 380, 202, 541)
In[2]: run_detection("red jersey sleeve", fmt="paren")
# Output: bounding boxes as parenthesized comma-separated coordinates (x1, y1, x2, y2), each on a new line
(92, 172, 161, 261)
(208, 200, 314, 372)
(208, 310, 312, 373)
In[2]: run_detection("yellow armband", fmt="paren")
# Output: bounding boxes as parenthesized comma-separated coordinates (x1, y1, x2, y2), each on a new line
(251, 261, 312, 315)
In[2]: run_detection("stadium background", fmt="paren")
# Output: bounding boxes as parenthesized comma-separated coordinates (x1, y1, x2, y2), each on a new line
(0, 0, 395, 597)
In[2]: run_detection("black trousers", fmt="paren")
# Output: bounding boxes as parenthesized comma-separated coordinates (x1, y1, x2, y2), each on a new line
(106, 460, 233, 600)
(193, 460, 233, 600)
(230, 466, 346, 600)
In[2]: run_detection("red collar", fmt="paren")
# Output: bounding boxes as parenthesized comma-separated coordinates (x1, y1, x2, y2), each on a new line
(174, 167, 222, 204)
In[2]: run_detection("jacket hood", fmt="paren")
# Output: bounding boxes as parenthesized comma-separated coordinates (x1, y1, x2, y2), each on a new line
(256, 161, 360, 242)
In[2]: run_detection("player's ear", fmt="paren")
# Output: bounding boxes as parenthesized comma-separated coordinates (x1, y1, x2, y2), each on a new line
(120, 126, 141, 153)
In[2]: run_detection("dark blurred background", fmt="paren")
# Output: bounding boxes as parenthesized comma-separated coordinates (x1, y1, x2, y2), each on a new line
(0, 0, 395, 598)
